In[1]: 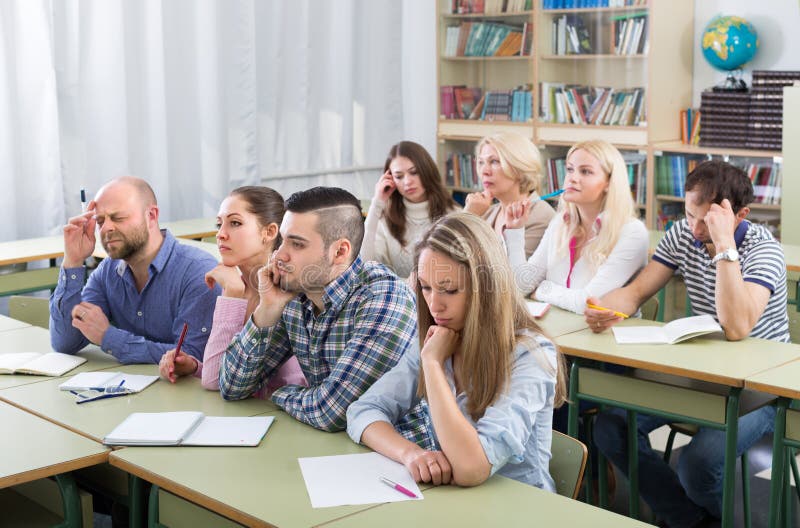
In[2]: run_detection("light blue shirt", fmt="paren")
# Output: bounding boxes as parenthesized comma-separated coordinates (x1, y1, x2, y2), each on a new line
(50, 230, 220, 364)
(346, 331, 557, 491)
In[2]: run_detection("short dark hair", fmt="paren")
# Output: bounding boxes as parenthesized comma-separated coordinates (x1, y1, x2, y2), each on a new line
(285, 187, 364, 258)
(230, 186, 285, 247)
(685, 160, 754, 213)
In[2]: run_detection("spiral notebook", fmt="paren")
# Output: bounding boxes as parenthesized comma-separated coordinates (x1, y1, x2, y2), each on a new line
(103, 412, 274, 446)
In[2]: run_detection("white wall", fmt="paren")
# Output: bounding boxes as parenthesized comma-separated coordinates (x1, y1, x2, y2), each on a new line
(692, 0, 800, 106)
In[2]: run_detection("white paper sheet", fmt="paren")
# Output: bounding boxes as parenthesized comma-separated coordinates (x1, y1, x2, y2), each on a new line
(298, 452, 423, 508)
(182, 416, 274, 446)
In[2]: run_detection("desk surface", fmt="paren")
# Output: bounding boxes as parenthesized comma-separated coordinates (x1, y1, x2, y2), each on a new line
(0, 400, 108, 488)
(745, 358, 800, 399)
(536, 306, 589, 338)
(0, 314, 31, 332)
(0, 218, 217, 266)
(0, 326, 119, 390)
(162, 218, 217, 240)
(110, 413, 381, 528)
(320, 474, 649, 528)
(555, 320, 800, 387)
(0, 364, 275, 442)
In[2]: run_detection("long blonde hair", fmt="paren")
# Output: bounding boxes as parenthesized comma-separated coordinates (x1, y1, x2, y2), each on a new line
(476, 132, 543, 195)
(413, 212, 567, 420)
(554, 140, 638, 271)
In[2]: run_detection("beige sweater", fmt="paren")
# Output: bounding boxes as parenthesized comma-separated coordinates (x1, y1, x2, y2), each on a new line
(361, 198, 444, 278)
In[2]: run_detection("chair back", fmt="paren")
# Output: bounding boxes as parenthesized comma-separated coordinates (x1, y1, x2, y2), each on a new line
(549, 430, 587, 499)
(640, 295, 660, 321)
(9, 295, 50, 329)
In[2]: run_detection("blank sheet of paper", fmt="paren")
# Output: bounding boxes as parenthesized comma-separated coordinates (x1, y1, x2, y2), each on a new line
(298, 451, 423, 508)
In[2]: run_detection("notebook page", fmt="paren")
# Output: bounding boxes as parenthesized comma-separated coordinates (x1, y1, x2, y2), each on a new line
(104, 412, 204, 445)
(612, 326, 668, 344)
(17, 352, 86, 376)
(59, 371, 121, 391)
(182, 416, 274, 446)
(0, 353, 41, 372)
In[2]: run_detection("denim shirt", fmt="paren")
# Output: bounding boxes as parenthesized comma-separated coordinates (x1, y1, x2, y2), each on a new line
(50, 230, 219, 364)
(347, 331, 557, 491)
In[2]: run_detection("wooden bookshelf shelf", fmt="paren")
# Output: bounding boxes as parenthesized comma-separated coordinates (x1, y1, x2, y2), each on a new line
(442, 10, 534, 19)
(651, 141, 782, 160)
(539, 54, 647, 60)
(440, 56, 531, 61)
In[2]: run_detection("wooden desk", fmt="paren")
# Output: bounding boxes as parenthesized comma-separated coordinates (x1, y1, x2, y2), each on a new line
(0, 364, 275, 443)
(536, 306, 589, 338)
(745, 359, 800, 527)
(320, 475, 650, 528)
(0, 326, 119, 390)
(0, 235, 64, 266)
(0, 400, 108, 526)
(162, 218, 217, 240)
(110, 413, 386, 528)
(555, 321, 800, 527)
(0, 221, 217, 268)
(0, 314, 31, 332)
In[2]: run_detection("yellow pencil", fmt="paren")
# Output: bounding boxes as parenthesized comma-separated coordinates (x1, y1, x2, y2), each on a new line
(586, 303, 629, 319)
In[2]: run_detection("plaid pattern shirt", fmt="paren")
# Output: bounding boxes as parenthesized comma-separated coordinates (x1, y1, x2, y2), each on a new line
(220, 257, 431, 443)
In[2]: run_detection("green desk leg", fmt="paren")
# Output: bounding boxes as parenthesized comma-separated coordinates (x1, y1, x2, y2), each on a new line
(567, 361, 580, 439)
(769, 399, 788, 528)
(721, 388, 741, 528)
(656, 287, 665, 322)
(627, 409, 639, 519)
(129, 474, 146, 528)
(148, 484, 161, 528)
(54, 473, 81, 528)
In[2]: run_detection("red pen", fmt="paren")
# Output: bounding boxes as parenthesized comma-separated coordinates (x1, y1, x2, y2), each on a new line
(379, 476, 418, 499)
(175, 322, 189, 355)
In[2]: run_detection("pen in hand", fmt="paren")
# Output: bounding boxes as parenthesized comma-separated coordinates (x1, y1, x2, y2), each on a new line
(175, 322, 189, 355)
(80, 188, 87, 213)
(586, 302, 629, 319)
(379, 476, 418, 499)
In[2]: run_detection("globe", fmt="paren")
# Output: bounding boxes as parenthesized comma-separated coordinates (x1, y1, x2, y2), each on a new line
(701, 15, 759, 71)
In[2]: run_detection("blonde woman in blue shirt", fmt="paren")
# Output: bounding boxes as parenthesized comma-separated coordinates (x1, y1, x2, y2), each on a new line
(347, 212, 566, 488)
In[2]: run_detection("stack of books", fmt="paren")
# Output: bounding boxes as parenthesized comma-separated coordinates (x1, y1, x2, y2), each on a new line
(747, 70, 800, 151)
(699, 91, 751, 149)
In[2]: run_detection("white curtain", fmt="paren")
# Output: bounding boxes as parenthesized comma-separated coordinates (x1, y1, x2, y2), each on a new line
(0, 0, 436, 241)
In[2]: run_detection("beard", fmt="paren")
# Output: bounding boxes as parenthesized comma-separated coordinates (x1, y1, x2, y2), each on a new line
(102, 223, 149, 260)
(278, 254, 333, 294)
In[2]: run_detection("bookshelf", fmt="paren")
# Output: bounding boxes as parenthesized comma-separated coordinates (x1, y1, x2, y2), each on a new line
(437, 1, 535, 193)
(436, 0, 694, 224)
(436, 1, 790, 234)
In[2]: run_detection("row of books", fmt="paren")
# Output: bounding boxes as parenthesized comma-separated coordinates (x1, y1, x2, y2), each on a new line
(443, 22, 532, 57)
(441, 86, 533, 121)
(445, 153, 480, 190)
(699, 90, 782, 151)
(539, 84, 645, 126)
(612, 13, 648, 55)
(550, 15, 595, 55)
(450, 0, 532, 14)
(656, 155, 782, 205)
(543, 0, 646, 8)
(679, 108, 701, 145)
(541, 152, 646, 205)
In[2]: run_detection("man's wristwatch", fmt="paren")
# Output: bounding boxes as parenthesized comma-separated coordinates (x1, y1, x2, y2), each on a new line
(711, 247, 740, 265)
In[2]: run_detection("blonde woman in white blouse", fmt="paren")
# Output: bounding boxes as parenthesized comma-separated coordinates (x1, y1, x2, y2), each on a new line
(362, 141, 457, 278)
(505, 140, 648, 314)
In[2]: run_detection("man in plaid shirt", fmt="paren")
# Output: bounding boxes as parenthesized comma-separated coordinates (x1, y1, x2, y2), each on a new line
(220, 187, 431, 445)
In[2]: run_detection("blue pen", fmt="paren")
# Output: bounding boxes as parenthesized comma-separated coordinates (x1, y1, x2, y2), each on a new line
(537, 189, 565, 201)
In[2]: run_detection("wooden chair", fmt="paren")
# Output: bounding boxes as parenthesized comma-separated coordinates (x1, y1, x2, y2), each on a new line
(550, 430, 588, 499)
(9, 295, 50, 329)
(0, 267, 59, 297)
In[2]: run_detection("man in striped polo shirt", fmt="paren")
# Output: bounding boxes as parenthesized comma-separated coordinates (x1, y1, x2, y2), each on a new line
(587, 160, 789, 527)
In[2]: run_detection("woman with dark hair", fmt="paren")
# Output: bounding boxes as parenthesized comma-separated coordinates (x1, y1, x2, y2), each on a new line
(159, 186, 306, 394)
(361, 141, 457, 278)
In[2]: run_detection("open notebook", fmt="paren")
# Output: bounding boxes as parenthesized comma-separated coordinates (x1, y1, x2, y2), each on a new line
(0, 352, 86, 376)
(59, 371, 159, 392)
(103, 412, 274, 446)
(612, 314, 723, 344)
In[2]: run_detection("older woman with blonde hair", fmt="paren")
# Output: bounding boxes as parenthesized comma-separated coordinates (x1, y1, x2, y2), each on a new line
(464, 132, 555, 259)
(347, 212, 566, 489)
(505, 139, 648, 314)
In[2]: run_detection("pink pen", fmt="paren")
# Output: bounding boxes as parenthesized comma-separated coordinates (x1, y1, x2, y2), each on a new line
(379, 476, 418, 499)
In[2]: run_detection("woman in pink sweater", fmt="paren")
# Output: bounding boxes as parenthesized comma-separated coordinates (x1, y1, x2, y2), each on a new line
(159, 186, 306, 395)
